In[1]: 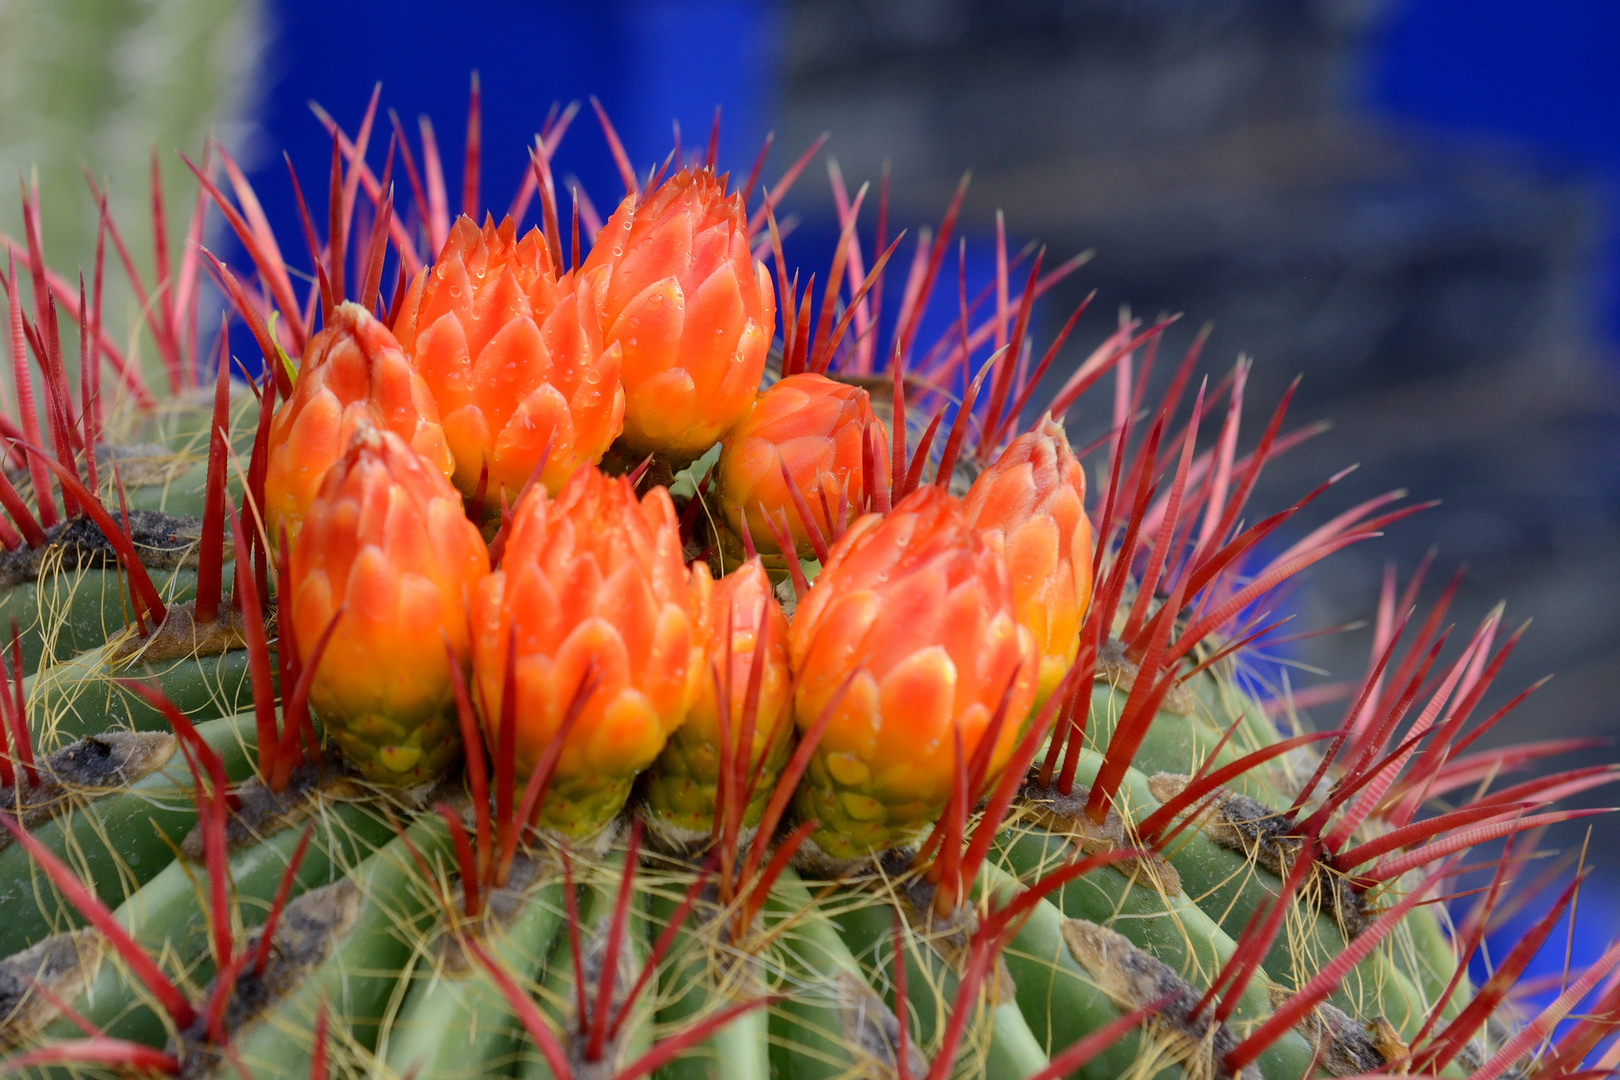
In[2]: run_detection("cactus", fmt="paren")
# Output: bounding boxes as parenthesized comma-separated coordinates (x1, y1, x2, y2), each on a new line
(0, 84, 1617, 1080)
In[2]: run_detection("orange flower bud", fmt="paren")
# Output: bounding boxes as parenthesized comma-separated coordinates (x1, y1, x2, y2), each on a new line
(265, 301, 453, 544)
(716, 373, 890, 559)
(395, 216, 625, 508)
(288, 426, 489, 785)
(471, 465, 702, 840)
(788, 486, 1038, 860)
(643, 557, 793, 840)
(963, 416, 1094, 707)
(579, 169, 775, 461)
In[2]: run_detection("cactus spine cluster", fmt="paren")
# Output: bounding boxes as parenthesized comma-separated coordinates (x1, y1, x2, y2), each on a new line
(0, 84, 1616, 1080)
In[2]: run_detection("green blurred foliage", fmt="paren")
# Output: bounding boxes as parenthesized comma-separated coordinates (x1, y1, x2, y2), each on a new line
(0, 0, 263, 400)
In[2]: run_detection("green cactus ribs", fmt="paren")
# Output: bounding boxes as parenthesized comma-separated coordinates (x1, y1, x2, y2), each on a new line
(0, 80, 1616, 1080)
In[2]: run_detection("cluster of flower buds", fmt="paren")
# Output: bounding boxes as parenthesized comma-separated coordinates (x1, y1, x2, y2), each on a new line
(268, 165, 1093, 851)
(264, 302, 454, 543)
(393, 216, 624, 513)
(717, 372, 890, 559)
(963, 416, 1094, 707)
(789, 486, 1039, 858)
(471, 466, 705, 838)
(287, 426, 488, 783)
(581, 168, 776, 462)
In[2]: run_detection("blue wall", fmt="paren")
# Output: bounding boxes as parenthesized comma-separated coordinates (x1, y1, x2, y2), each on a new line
(1370, 0, 1620, 346)
(249, 0, 777, 257)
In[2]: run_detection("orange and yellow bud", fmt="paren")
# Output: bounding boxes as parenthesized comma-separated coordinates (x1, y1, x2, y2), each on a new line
(471, 465, 703, 840)
(288, 426, 489, 785)
(788, 486, 1038, 860)
(963, 416, 1094, 707)
(395, 216, 625, 510)
(643, 558, 793, 839)
(579, 169, 775, 461)
(265, 301, 453, 544)
(716, 373, 890, 559)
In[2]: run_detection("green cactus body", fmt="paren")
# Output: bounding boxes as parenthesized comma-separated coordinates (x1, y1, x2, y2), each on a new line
(0, 712, 256, 958)
(39, 798, 398, 1054)
(2, 569, 203, 669)
(384, 877, 570, 1079)
(22, 643, 255, 746)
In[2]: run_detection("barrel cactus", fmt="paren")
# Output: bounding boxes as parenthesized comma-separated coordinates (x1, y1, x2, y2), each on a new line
(0, 87, 1615, 1080)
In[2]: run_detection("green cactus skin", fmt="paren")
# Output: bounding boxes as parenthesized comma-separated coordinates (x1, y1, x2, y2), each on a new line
(649, 886, 773, 1080)
(383, 881, 570, 1080)
(24, 640, 256, 748)
(1, 569, 203, 669)
(765, 869, 878, 1080)
(831, 894, 1051, 1080)
(219, 817, 453, 1079)
(33, 798, 396, 1059)
(517, 864, 655, 1080)
(1024, 746, 1439, 1041)
(0, 714, 251, 957)
(978, 871, 1177, 1080)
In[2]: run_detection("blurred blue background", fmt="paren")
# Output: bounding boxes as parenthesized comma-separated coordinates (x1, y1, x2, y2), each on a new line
(1373, 0, 1620, 344)
(246, 0, 780, 249)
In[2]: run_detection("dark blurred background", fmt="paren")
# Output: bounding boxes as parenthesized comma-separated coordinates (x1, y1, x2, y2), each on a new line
(3, 0, 1618, 957)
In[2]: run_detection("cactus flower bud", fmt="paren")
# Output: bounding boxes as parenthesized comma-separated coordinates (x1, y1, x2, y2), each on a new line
(394, 216, 625, 508)
(288, 426, 490, 785)
(265, 301, 453, 544)
(716, 373, 890, 558)
(963, 416, 1094, 708)
(788, 486, 1038, 860)
(643, 557, 793, 840)
(579, 169, 775, 461)
(471, 465, 702, 840)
